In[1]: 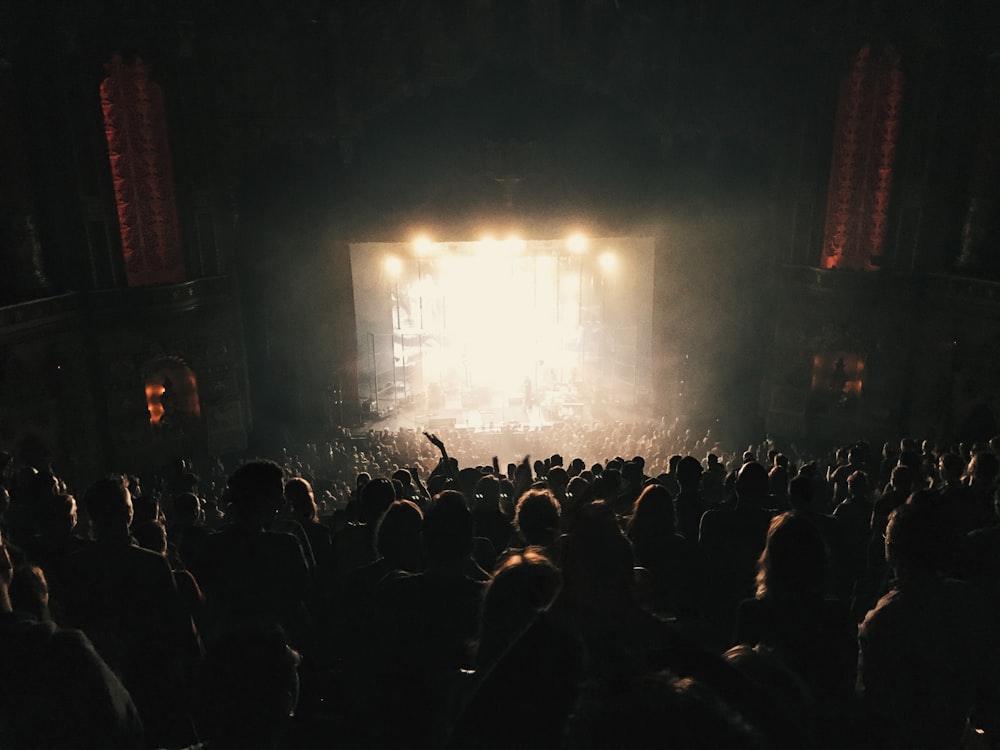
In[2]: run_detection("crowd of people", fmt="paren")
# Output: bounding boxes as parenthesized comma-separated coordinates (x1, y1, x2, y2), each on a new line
(0, 420, 998, 749)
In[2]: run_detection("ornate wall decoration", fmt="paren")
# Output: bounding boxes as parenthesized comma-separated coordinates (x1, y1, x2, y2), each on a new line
(820, 45, 903, 271)
(100, 55, 187, 287)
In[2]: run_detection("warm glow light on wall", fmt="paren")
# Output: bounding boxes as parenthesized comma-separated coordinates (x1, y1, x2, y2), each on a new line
(811, 353, 864, 395)
(567, 233, 588, 253)
(146, 383, 166, 424)
(384, 255, 403, 277)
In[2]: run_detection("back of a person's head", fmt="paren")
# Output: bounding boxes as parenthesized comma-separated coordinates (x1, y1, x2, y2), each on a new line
(889, 464, 914, 492)
(627, 483, 675, 541)
(547, 466, 569, 494)
(475, 474, 501, 509)
(886, 497, 945, 580)
(735, 462, 769, 502)
(228, 460, 284, 517)
(592, 471, 621, 503)
(477, 548, 561, 666)
(846, 470, 868, 498)
(173, 491, 202, 525)
(83, 475, 132, 529)
(375, 499, 424, 568)
(285, 477, 317, 521)
(423, 490, 474, 567)
(37, 492, 77, 535)
(622, 461, 643, 485)
(515, 488, 562, 547)
(358, 477, 396, 525)
(132, 519, 168, 556)
(459, 467, 484, 503)
(968, 451, 999, 483)
(676, 456, 703, 489)
(668, 455, 683, 473)
(10, 564, 49, 621)
(787, 476, 812, 510)
(560, 501, 633, 603)
(756, 512, 828, 600)
(938, 452, 964, 481)
(391, 468, 413, 489)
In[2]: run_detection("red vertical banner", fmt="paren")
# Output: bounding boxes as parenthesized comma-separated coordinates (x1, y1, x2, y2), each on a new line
(820, 46, 903, 271)
(100, 55, 186, 286)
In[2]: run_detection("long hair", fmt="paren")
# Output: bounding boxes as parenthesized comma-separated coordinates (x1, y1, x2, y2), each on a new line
(626, 483, 674, 544)
(755, 512, 829, 601)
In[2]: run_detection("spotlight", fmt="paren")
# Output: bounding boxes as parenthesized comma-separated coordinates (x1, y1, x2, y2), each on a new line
(567, 233, 588, 253)
(385, 255, 403, 277)
(599, 251, 617, 272)
(413, 236, 434, 255)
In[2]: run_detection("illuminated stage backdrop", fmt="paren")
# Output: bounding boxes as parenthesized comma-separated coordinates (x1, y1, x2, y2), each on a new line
(350, 237, 654, 426)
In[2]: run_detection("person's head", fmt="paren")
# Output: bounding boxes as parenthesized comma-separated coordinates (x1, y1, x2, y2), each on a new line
(938, 453, 965, 483)
(10, 564, 49, 621)
(356, 472, 372, 492)
(846, 470, 868, 499)
(423, 490, 474, 567)
(591, 471, 621, 503)
(885, 498, 945, 581)
(734, 462, 769, 504)
(375, 499, 424, 571)
(755, 512, 828, 601)
(459, 467, 485, 504)
(889, 464, 914, 493)
(559, 501, 633, 608)
(227, 460, 285, 527)
(515, 488, 562, 548)
(787, 476, 812, 511)
(132, 519, 168, 557)
(675, 456, 703, 490)
(547, 466, 569, 498)
(474, 474, 501, 511)
(83, 475, 133, 536)
(967, 451, 999, 485)
(477, 548, 560, 666)
(173, 492, 203, 526)
(284, 477, 317, 522)
(37, 492, 78, 536)
(358, 477, 396, 525)
(627, 483, 675, 542)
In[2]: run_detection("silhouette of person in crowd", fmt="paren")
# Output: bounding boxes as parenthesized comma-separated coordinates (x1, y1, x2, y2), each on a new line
(857, 500, 1000, 748)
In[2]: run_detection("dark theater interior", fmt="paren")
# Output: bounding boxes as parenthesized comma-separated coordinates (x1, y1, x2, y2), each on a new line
(1, 1, 1000, 748)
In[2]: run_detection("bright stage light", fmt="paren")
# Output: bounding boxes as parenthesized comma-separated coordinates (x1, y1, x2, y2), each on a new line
(413, 236, 434, 256)
(567, 233, 588, 253)
(384, 255, 403, 277)
(599, 251, 617, 272)
(505, 235, 526, 253)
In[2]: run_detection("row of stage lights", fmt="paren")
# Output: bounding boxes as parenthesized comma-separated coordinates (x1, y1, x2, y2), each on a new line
(386, 233, 617, 275)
